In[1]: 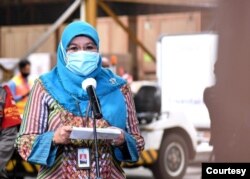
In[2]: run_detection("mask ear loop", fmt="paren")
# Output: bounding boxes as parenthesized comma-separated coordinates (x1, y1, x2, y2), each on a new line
(60, 41, 68, 64)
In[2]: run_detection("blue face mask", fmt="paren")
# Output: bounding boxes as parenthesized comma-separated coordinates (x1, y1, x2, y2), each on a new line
(66, 51, 100, 76)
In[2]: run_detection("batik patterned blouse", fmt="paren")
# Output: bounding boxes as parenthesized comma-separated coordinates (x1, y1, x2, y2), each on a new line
(16, 79, 144, 179)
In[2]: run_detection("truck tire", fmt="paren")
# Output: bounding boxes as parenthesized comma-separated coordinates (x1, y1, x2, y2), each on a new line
(151, 133, 188, 179)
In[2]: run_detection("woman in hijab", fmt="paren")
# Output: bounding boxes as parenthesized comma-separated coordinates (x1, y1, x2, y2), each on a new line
(16, 21, 144, 179)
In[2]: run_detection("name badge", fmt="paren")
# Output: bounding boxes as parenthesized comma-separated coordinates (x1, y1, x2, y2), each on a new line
(77, 148, 91, 169)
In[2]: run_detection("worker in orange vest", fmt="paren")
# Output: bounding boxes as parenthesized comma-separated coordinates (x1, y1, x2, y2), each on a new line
(0, 85, 21, 178)
(8, 59, 33, 115)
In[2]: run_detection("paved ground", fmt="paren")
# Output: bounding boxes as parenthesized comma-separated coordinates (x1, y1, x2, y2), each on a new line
(125, 165, 202, 179)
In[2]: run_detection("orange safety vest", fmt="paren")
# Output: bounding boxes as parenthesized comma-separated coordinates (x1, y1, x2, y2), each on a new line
(0, 85, 21, 129)
(12, 74, 33, 114)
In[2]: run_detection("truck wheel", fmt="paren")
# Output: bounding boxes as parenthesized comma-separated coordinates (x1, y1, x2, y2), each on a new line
(151, 133, 188, 179)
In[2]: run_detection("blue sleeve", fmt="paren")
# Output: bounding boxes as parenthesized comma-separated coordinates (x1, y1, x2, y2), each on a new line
(114, 132, 139, 162)
(8, 81, 22, 101)
(27, 131, 58, 167)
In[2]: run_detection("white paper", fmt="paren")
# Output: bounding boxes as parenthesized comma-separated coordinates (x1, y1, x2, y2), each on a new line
(70, 127, 121, 140)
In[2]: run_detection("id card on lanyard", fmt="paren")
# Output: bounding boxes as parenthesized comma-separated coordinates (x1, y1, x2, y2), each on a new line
(77, 148, 91, 169)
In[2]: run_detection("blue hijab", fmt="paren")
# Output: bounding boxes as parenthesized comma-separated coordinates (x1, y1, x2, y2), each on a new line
(40, 21, 127, 125)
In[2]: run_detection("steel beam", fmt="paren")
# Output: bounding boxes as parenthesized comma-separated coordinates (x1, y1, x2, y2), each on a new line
(104, 0, 218, 8)
(85, 0, 97, 27)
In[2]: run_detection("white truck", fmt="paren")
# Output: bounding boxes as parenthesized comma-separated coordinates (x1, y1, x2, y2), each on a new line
(123, 33, 218, 179)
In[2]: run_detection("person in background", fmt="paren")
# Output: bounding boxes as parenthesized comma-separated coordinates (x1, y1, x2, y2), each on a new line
(101, 56, 110, 68)
(0, 85, 21, 179)
(16, 20, 144, 179)
(118, 67, 133, 84)
(8, 59, 33, 115)
(102, 55, 117, 74)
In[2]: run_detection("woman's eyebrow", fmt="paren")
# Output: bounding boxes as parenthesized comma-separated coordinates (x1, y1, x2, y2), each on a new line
(85, 42, 96, 45)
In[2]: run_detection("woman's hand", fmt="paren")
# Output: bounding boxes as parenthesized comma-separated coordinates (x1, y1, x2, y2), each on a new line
(108, 126, 125, 146)
(53, 126, 73, 145)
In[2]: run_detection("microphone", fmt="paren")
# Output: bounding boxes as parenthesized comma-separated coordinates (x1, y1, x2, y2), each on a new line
(82, 78, 103, 119)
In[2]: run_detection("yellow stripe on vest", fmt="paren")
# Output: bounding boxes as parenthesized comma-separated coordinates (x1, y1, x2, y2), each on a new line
(122, 149, 158, 167)
(22, 161, 35, 173)
(6, 159, 39, 173)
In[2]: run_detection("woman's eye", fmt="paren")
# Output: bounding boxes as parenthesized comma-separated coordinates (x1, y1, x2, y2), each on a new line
(84, 44, 97, 51)
(67, 46, 78, 52)
(66, 44, 97, 52)
(86, 46, 95, 50)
